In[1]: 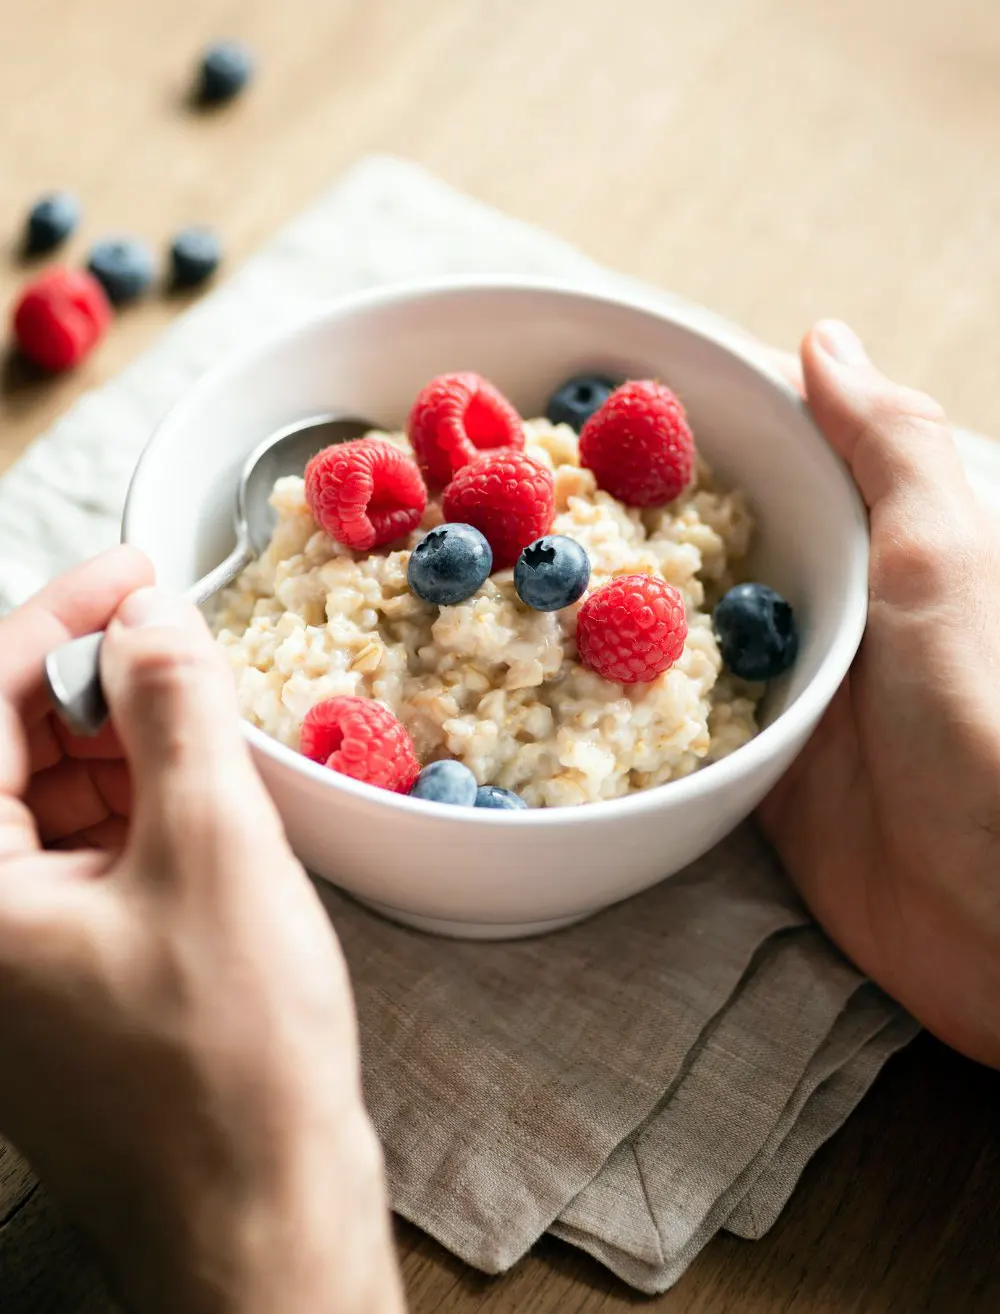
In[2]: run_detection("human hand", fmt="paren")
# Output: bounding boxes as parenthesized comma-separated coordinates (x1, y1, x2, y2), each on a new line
(0, 550, 404, 1314)
(760, 321, 1000, 1069)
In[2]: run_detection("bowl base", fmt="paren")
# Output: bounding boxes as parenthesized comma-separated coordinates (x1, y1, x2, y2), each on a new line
(356, 897, 593, 940)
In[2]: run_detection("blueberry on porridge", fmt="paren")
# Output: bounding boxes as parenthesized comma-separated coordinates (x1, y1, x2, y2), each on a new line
(211, 372, 798, 809)
(410, 759, 479, 807)
(474, 785, 528, 811)
(407, 523, 493, 606)
(545, 373, 619, 433)
(713, 582, 799, 681)
(514, 535, 591, 612)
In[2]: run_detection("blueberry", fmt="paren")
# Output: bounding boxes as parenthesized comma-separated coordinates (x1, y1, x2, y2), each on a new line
(198, 41, 254, 103)
(545, 373, 619, 433)
(408, 523, 492, 605)
(86, 238, 155, 305)
(25, 192, 80, 254)
(713, 583, 799, 681)
(170, 226, 222, 288)
(410, 760, 478, 807)
(475, 785, 528, 810)
(514, 535, 590, 612)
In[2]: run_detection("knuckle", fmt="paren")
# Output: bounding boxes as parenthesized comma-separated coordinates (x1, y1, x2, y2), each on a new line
(109, 628, 242, 767)
(877, 530, 945, 591)
(867, 383, 951, 438)
(875, 512, 979, 605)
(852, 385, 956, 506)
(884, 383, 949, 433)
(861, 390, 948, 461)
(120, 629, 224, 698)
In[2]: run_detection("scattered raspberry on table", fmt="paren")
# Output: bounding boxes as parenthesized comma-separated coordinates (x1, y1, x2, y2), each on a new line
(300, 696, 420, 793)
(408, 372, 524, 484)
(12, 267, 112, 372)
(305, 437, 427, 552)
(580, 379, 695, 506)
(442, 448, 555, 570)
(576, 573, 688, 684)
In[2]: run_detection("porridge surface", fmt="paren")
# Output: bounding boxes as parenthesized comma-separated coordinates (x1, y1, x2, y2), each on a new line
(212, 419, 760, 807)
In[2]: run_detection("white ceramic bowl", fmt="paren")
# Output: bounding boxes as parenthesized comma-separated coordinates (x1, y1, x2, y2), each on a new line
(123, 279, 868, 939)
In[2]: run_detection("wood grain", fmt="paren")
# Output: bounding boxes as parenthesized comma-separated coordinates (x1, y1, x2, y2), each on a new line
(2, 0, 1000, 1309)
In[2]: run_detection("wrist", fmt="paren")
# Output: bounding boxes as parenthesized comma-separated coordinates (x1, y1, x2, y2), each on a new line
(113, 1107, 405, 1314)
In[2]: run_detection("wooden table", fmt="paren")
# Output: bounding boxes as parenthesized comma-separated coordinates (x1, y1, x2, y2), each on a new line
(2, 1, 1000, 1309)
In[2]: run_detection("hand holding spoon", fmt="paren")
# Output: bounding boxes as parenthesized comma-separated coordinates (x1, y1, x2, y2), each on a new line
(45, 412, 375, 738)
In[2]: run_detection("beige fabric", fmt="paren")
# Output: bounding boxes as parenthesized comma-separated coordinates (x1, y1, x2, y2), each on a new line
(0, 156, 930, 1303)
(328, 829, 916, 1292)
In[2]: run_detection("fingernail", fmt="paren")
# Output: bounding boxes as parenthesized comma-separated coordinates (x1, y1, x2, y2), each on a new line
(116, 587, 191, 629)
(815, 320, 869, 367)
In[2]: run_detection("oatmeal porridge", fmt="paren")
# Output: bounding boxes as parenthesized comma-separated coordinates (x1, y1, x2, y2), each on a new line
(211, 370, 780, 810)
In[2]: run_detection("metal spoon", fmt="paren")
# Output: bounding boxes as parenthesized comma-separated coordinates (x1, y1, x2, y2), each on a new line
(45, 412, 376, 738)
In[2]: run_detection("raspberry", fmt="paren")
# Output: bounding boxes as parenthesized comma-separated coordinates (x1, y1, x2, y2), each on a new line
(408, 372, 524, 483)
(12, 268, 112, 372)
(300, 696, 420, 793)
(576, 574, 688, 684)
(579, 380, 695, 507)
(305, 438, 427, 552)
(442, 449, 554, 570)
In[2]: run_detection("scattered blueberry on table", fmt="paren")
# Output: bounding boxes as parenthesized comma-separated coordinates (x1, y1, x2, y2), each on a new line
(24, 191, 80, 255)
(514, 535, 591, 611)
(713, 582, 798, 681)
(9, 48, 249, 369)
(197, 40, 255, 104)
(407, 523, 493, 605)
(86, 237, 155, 305)
(170, 226, 223, 287)
(545, 373, 619, 433)
(475, 785, 528, 810)
(410, 760, 479, 807)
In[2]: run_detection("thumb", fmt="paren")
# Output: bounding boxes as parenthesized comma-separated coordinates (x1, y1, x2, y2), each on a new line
(801, 320, 969, 514)
(803, 321, 981, 611)
(100, 588, 279, 863)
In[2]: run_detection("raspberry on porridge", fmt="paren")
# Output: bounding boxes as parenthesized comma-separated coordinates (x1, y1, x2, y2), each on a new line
(211, 373, 774, 810)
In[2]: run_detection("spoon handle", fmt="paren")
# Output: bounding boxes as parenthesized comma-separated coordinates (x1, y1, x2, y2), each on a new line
(189, 539, 253, 608)
(44, 539, 253, 738)
(44, 633, 108, 739)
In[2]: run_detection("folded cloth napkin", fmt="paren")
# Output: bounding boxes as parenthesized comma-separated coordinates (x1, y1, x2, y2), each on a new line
(11, 152, 994, 1304)
(325, 830, 916, 1290)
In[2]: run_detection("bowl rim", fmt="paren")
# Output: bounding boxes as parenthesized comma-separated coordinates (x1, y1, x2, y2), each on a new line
(123, 274, 870, 828)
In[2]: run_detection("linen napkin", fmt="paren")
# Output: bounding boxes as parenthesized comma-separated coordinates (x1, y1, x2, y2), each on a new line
(9, 152, 995, 1303)
(322, 831, 916, 1290)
